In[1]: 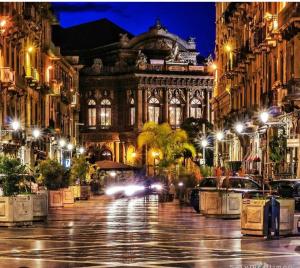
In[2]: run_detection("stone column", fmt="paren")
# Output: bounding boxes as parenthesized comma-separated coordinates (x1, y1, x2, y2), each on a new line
(142, 88, 147, 123)
(135, 87, 143, 131)
(163, 88, 168, 122)
(185, 89, 190, 120)
(207, 90, 211, 122)
(115, 141, 120, 162)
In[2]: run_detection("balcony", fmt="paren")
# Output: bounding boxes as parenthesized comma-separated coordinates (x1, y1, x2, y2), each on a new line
(49, 80, 61, 96)
(25, 67, 40, 88)
(0, 67, 15, 86)
(278, 3, 300, 40)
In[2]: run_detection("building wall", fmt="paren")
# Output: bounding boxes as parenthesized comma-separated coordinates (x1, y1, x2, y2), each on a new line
(0, 3, 80, 166)
(213, 2, 300, 176)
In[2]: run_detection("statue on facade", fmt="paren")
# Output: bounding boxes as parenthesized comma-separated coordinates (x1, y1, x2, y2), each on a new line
(91, 58, 103, 74)
(166, 40, 185, 63)
(206, 54, 214, 66)
(119, 33, 129, 46)
(135, 50, 147, 68)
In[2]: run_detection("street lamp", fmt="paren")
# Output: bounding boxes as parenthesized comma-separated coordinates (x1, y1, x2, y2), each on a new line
(11, 120, 20, 131)
(78, 147, 85, 154)
(67, 143, 73, 151)
(260, 111, 269, 124)
(216, 131, 224, 141)
(201, 138, 208, 165)
(235, 123, 244, 134)
(59, 139, 66, 148)
(32, 128, 41, 139)
(152, 151, 159, 176)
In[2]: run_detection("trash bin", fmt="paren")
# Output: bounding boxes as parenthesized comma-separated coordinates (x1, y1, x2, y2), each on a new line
(190, 188, 200, 213)
(263, 196, 280, 239)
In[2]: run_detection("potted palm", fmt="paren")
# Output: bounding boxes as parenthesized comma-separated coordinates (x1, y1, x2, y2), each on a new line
(70, 155, 90, 200)
(39, 159, 67, 208)
(0, 156, 33, 226)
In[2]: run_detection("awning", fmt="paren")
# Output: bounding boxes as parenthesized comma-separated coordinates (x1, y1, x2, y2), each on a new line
(95, 160, 139, 171)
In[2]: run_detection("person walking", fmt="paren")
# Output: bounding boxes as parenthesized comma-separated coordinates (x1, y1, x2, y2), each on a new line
(168, 182, 176, 202)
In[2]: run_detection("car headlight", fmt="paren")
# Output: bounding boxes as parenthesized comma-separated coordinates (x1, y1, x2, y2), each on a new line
(105, 186, 124, 196)
(124, 185, 145, 196)
(150, 183, 163, 191)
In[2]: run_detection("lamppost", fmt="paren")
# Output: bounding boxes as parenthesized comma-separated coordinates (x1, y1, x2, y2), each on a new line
(152, 151, 159, 176)
(201, 138, 208, 165)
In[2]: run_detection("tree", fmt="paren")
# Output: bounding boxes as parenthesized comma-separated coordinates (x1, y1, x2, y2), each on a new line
(38, 159, 66, 190)
(181, 117, 214, 166)
(137, 122, 196, 169)
(0, 156, 28, 196)
(70, 155, 90, 185)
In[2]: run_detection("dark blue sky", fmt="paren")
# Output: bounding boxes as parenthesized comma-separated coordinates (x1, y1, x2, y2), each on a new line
(51, 2, 215, 57)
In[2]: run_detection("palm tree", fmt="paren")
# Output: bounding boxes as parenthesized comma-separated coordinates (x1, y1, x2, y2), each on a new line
(138, 122, 196, 170)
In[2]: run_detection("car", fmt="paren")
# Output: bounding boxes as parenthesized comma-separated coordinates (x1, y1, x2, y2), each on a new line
(269, 179, 300, 210)
(190, 176, 262, 213)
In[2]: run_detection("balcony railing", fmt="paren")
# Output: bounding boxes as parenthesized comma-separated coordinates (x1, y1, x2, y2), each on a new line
(25, 67, 39, 82)
(278, 3, 300, 29)
(49, 80, 61, 96)
(0, 67, 15, 84)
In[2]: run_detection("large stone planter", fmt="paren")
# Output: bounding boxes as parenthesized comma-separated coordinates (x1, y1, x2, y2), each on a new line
(0, 195, 33, 227)
(48, 190, 63, 208)
(71, 185, 90, 200)
(32, 192, 48, 221)
(201, 190, 241, 219)
(62, 187, 74, 205)
(241, 198, 295, 236)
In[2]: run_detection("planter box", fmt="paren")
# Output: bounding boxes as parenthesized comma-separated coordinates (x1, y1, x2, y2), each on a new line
(241, 198, 295, 236)
(71, 185, 90, 200)
(201, 191, 241, 219)
(0, 195, 33, 227)
(62, 187, 74, 205)
(48, 190, 63, 208)
(32, 192, 48, 221)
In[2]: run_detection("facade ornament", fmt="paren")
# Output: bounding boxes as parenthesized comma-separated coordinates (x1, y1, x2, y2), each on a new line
(119, 33, 129, 46)
(91, 58, 103, 74)
(206, 54, 214, 66)
(135, 50, 147, 68)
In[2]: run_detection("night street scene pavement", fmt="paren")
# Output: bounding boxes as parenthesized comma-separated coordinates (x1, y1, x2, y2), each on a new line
(0, 196, 299, 268)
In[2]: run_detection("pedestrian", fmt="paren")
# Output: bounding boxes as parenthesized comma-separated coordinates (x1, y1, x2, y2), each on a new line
(168, 182, 176, 201)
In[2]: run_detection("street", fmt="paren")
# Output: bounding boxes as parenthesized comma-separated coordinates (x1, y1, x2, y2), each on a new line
(0, 196, 299, 268)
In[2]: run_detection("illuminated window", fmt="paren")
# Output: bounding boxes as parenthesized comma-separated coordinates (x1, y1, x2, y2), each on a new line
(100, 99, 111, 128)
(148, 97, 160, 123)
(169, 98, 182, 127)
(129, 98, 135, 126)
(190, 98, 202, 118)
(88, 99, 96, 127)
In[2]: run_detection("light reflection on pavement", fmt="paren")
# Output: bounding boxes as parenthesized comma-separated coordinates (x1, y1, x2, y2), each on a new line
(0, 195, 299, 267)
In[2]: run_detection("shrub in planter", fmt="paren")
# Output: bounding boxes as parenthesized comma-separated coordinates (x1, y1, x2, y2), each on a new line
(38, 159, 66, 207)
(70, 156, 90, 200)
(0, 156, 33, 226)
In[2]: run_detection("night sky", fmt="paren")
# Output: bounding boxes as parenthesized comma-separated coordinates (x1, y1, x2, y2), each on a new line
(51, 2, 216, 57)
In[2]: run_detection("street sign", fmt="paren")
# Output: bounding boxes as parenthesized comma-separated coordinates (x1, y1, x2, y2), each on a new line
(65, 158, 71, 168)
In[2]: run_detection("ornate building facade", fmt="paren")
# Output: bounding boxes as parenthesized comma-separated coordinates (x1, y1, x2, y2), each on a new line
(0, 3, 80, 166)
(54, 20, 214, 167)
(212, 3, 300, 177)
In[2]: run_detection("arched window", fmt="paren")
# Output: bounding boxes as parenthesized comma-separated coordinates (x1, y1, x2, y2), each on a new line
(169, 98, 182, 127)
(190, 98, 202, 118)
(88, 99, 96, 127)
(129, 98, 135, 126)
(148, 97, 160, 123)
(100, 99, 111, 128)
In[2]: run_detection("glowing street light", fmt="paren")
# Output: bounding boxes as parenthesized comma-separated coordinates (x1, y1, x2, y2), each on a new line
(27, 46, 34, 53)
(32, 128, 41, 138)
(225, 44, 232, 52)
(131, 152, 137, 158)
(11, 120, 20, 131)
(67, 143, 73, 151)
(59, 139, 66, 147)
(235, 123, 244, 134)
(216, 132, 224, 141)
(201, 139, 208, 148)
(152, 151, 159, 158)
(211, 63, 217, 70)
(260, 111, 269, 124)
(78, 147, 85, 154)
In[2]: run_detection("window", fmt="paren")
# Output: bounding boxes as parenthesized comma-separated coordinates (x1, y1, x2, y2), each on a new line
(148, 97, 160, 123)
(88, 99, 96, 127)
(169, 98, 182, 127)
(129, 98, 135, 126)
(100, 99, 111, 127)
(190, 98, 202, 118)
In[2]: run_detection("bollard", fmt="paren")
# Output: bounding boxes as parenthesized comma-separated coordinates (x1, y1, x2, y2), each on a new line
(263, 195, 280, 239)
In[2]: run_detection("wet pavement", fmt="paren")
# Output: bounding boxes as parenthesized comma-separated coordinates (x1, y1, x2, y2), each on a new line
(0, 195, 299, 268)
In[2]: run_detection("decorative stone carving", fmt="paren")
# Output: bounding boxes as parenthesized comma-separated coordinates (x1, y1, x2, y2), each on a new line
(135, 50, 147, 68)
(119, 33, 130, 46)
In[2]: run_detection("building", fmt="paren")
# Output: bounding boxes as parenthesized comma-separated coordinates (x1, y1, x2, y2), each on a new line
(213, 3, 300, 177)
(53, 19, 214, 167)
(0, 2, 80, 167)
